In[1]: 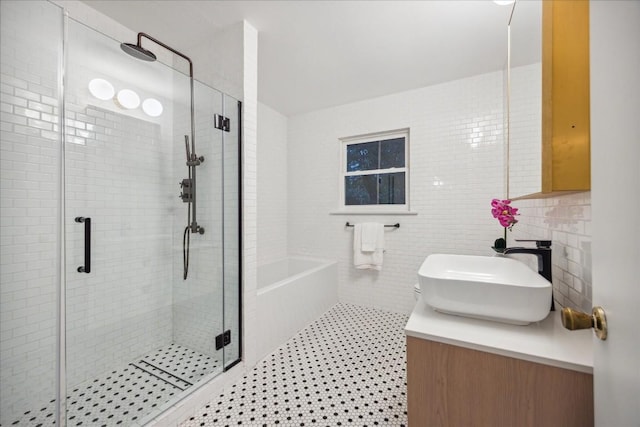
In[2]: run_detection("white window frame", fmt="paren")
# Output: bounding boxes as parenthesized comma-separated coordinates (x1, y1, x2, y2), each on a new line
(338, 128, 410, 213)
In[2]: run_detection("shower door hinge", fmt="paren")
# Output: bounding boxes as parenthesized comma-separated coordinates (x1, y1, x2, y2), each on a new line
(215, 329, 231, 350)
(214, 114, 231, 132)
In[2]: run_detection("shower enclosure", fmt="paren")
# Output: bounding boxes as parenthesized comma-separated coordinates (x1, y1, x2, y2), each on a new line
(0, 1, 241, 425)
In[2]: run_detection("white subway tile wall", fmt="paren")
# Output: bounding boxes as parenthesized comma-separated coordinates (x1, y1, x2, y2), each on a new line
(257, 102, 289, 266)
(288, 71, 506, 314)
(63, 103, 175, 386)
(509, 62, 542, 197)
(509, 192, 592, 311)
(240, 21, 259, 370)
(0, 1, 63, 423)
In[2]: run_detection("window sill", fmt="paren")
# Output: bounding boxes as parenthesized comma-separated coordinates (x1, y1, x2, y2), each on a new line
(329, 210, 418, 216)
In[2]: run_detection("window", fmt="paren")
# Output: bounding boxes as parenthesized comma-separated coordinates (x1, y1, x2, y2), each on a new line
(340, 129, 409, 211)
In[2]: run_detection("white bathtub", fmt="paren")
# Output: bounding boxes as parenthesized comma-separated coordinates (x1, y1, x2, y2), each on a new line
(256, 257, 338, 360)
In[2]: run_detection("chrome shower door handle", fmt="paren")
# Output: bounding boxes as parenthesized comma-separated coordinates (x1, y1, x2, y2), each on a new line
(75, 217, 91, 273)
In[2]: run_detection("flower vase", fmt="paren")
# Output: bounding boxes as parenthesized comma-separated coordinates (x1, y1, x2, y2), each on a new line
(492, 228, 507, 253)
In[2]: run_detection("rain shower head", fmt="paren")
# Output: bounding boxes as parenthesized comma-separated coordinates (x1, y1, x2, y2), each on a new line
(121, 33, 193, 77)
(120, 42, 157, 62)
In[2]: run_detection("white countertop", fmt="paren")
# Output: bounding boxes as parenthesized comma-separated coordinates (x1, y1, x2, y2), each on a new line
(405, 300, 593, 374)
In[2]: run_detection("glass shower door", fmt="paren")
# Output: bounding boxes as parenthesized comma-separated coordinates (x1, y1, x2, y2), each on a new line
(222, 94, 242, 369)
(0, 1, 63, 425)
(63, 19, 225, 425)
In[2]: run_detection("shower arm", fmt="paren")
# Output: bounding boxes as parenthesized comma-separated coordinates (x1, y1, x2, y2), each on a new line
(137, 32, 193, 77)
(137, 32, 195, 157)
(136, 33, 203, 234)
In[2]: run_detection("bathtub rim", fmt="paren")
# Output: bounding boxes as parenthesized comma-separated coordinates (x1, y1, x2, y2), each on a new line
(257, 256, 337, 296)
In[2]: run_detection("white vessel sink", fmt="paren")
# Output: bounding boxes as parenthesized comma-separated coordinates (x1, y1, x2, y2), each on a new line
(418, 254, 552, 325)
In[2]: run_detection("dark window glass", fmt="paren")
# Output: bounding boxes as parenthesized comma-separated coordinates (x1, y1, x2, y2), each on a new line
(344, 135, 406, 206)
(345, 175, 378, 205)
(345, 173, 405, 206)
(378, 172, 406, 204)
(346, 141, 379, 172)
(380, 138, 405, 169)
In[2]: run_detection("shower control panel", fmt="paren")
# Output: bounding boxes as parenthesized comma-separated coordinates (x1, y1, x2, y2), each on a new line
(179, 178, 193, 203)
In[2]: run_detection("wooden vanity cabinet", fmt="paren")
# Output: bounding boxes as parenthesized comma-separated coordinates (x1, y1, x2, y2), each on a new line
(406, 336, 594, 427)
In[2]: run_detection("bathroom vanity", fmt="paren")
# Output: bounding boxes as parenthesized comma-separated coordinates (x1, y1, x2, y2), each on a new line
(405, 302, 593, 427)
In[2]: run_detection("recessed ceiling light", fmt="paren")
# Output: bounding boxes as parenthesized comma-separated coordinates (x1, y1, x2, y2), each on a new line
(142, 98, 163, 117)
(493, 0, 515, 5)
(88, 78, 114, 100)
(116, 89, 140, 109)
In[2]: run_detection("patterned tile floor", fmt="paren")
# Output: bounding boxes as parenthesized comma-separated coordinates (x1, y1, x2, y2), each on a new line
(182, 303, 408, 427)
(8, 344, 220, 426)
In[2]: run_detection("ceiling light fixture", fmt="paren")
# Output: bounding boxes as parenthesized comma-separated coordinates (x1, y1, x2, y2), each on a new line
(116, 89, 141, 109)
(493, 0, 515, 5)
(88, 78, 115, 100)
(142, 98, 163, 117)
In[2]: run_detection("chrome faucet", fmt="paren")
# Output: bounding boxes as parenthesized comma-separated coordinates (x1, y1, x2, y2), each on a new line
(504, 240, 555, 311)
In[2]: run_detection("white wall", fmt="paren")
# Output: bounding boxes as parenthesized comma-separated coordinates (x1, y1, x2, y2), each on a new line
(238, 20, 259, 369)
(189, 24, 245, 102)
(288, 71, 505, 314)
(257, 102, 288, 266)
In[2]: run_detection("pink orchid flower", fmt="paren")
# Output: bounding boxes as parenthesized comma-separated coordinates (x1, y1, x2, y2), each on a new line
(491, 198, 519, 230)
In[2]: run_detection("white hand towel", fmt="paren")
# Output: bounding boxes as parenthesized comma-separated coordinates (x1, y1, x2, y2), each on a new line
(360, 222, 379, 252)
(353, 223, 385, 271)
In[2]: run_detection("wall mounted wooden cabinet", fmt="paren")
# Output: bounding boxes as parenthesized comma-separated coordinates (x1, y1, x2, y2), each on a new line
(541, 0, 590, 194)
(508, 0, 591, 199)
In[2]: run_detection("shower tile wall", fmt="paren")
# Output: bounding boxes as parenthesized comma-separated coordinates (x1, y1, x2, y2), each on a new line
(0, 1, 62, 423)
(287, 71, 505, 315)
(63, 104, 174, 386)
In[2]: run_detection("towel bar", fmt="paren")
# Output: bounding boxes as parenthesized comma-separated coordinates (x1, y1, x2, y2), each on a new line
(345, 222, 399, 228)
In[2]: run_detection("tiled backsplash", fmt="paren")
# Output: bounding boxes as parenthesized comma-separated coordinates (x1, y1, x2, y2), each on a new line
(509, 192, 592, 311)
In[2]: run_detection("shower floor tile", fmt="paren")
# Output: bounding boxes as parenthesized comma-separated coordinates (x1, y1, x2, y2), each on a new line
(9, 344, 221, 427)
(181, 303, 409, 427)
(139, 343, 220, 387)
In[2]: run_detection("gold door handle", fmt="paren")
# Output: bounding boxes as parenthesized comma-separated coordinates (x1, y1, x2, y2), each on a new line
(561, 306, 608, 340)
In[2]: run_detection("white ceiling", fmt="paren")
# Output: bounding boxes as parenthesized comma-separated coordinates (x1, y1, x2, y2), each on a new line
(82, 1, 519, 116)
